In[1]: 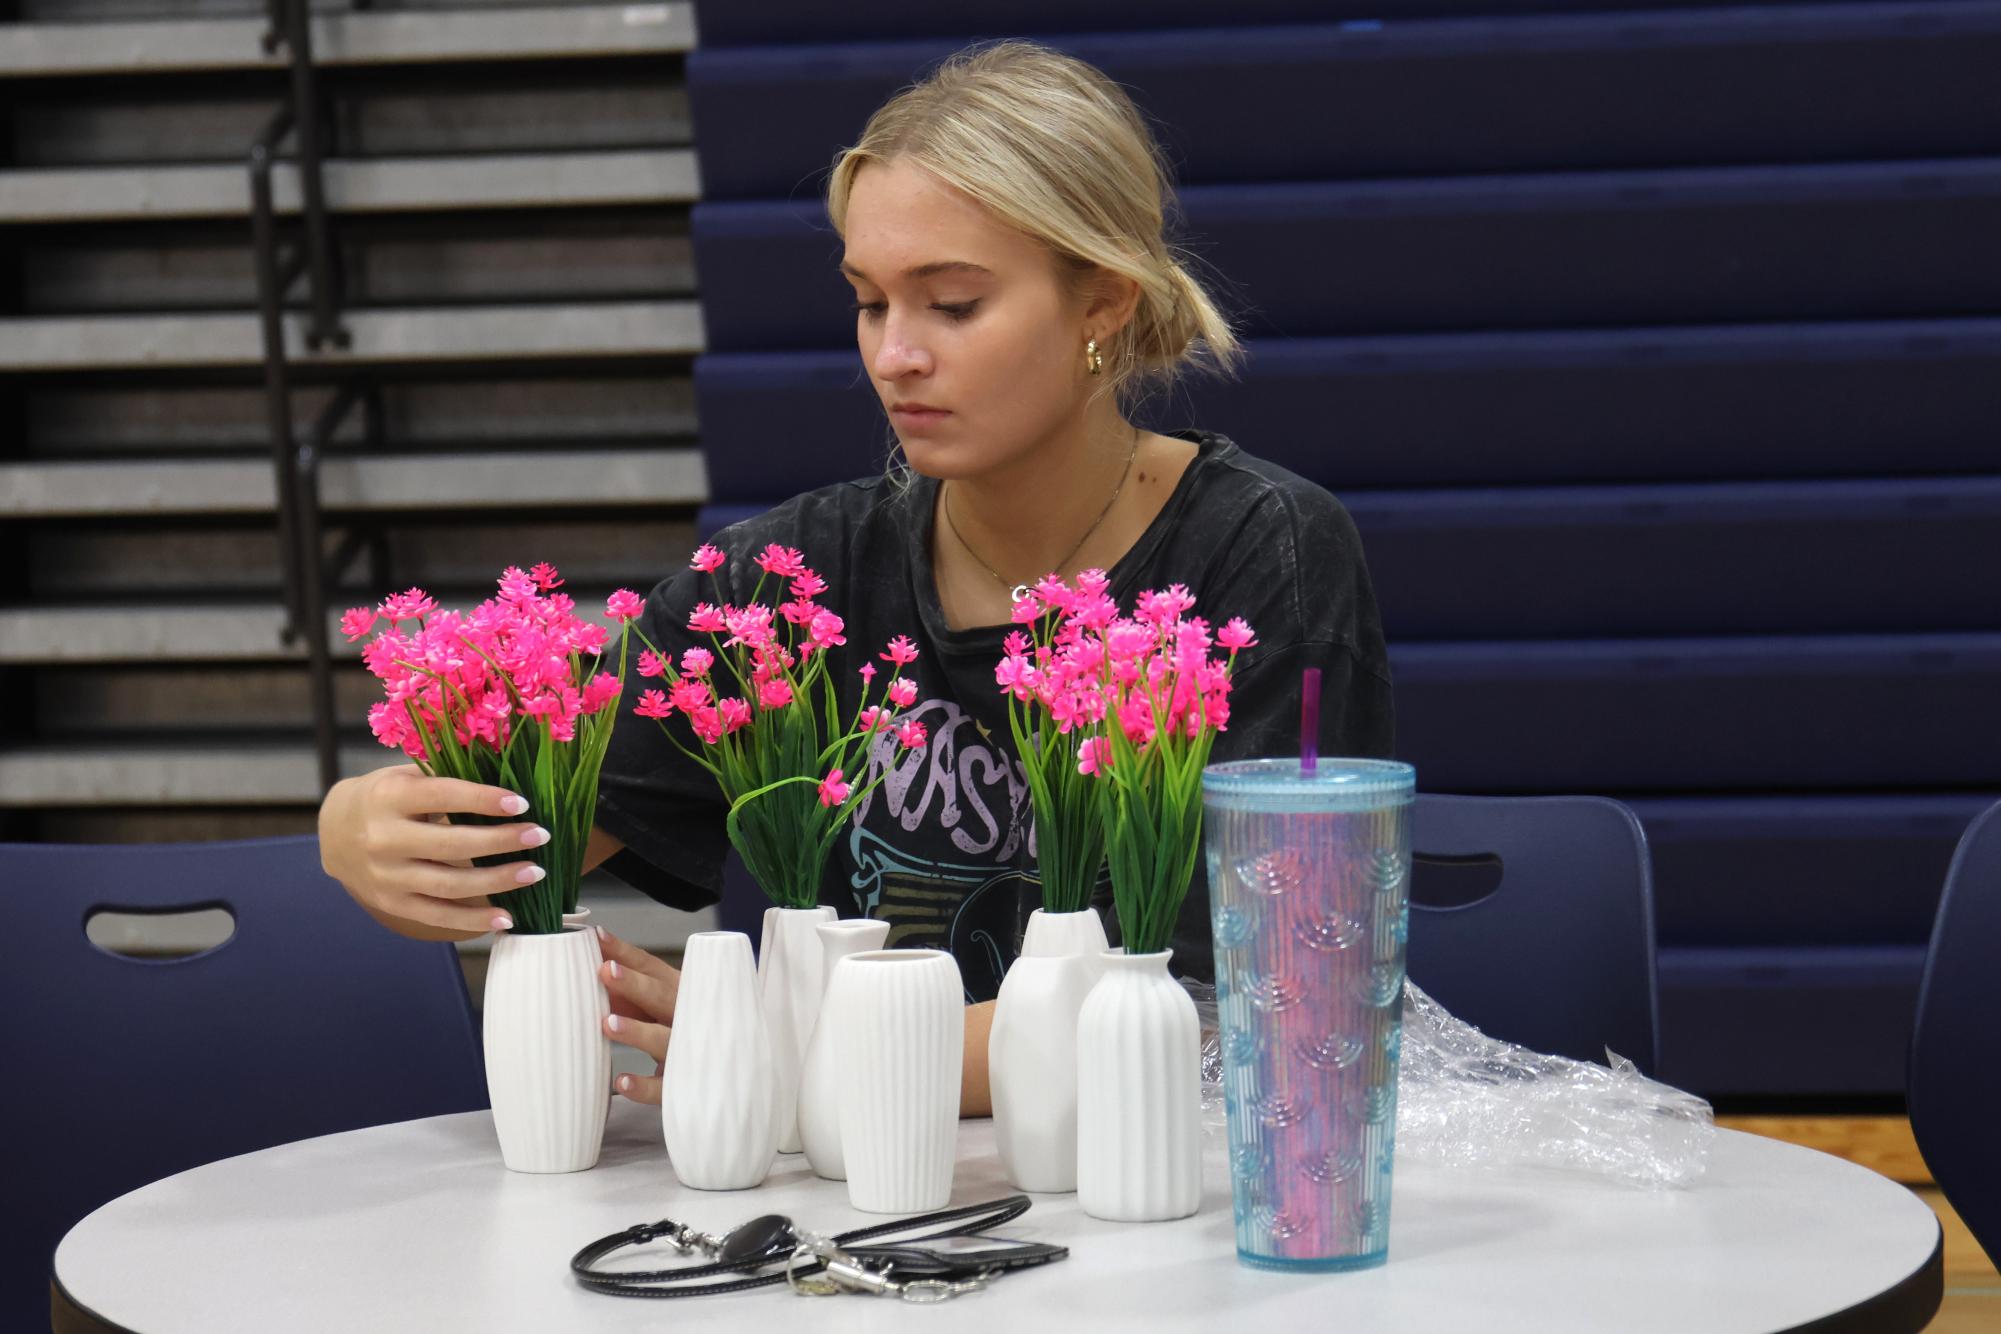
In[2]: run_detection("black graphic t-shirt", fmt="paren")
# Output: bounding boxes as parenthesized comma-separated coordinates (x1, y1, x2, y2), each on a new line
(593, 430, 1395, 1001)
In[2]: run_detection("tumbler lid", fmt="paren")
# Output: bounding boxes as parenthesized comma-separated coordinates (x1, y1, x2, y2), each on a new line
(1202, 757, 1415, 812)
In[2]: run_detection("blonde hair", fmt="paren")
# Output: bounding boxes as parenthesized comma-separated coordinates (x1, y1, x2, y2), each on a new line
(826, 40, 1242, 413)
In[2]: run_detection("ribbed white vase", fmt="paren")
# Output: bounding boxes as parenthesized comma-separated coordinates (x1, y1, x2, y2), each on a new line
(798, 918, 891, 1180)
(989, 907, 1109, 1194)
(1077, 949, 1203, 1221)
(660, 931, 776, 1190)
(759, 905, 837, 1153)
(834, 949, 965, 1213)
(482, 925, 610, 1174)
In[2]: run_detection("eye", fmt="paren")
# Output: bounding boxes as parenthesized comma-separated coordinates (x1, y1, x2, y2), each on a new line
(850, 299, 887, 320)
(932, 301, 979, 321)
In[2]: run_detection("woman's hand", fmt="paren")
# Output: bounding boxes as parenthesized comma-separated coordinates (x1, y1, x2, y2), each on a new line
(319, 764, 550, 940)
(597, 927, 681, 1105)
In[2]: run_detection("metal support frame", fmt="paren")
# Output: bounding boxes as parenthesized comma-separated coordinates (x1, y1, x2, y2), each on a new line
(250, 0, 371, 796)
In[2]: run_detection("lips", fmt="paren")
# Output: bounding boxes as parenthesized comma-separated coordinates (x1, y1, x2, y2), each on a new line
(891, 403, 950, 418)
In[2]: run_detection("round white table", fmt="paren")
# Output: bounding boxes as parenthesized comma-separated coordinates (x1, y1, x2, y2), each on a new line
(54, 1098, 1940, 1333)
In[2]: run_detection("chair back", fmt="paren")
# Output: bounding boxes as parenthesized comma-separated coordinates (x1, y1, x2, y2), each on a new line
(0, 835, 488, 1328)
(1909, 798, 2001, 1269)
(1407, 793, 1661, 1073)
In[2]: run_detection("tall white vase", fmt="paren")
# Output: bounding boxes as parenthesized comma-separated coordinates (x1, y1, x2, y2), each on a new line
(798, 918, 891, 1179)
(988, 907, 1109, 1193)
(482, 925, 610, 1174)
(659, 931, 776, 1190)
(758, 904, 837, 1153)
(1076, 949, 1202, 1221)
(834, 949, 965, 1213)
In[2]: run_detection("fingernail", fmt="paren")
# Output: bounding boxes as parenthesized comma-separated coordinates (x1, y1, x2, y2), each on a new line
(608, 959, 621, 979)
(617, 1075, 632, 1093)
(606, 1014, 622, 1032)
(499, 794, 529, 816)
(595, 924, 608, 941)
(490, 914, 513, 932)
(514, 864, 546, 885)
(520, 825, 550, 848)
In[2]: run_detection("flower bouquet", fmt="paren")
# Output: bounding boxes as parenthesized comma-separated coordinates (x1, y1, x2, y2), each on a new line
(348, 562, 643, 1174)
(629, 539, 930, 1153)
(1003, 577, 1254, 1221)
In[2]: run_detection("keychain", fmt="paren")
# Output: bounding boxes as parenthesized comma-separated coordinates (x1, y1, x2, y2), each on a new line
(570, 1195, 1067, 1302)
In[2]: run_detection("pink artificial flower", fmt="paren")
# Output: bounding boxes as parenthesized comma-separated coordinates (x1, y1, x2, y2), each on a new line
(779, 598, 818, 627)
(1218, 617, 1258, 651)
(637, 650, 668, 679)
(580, 672, 622, 715)
(754, 544, 808, 579)
(1075, 568, 1110, 596)
(1032, 575, 1076, 614)
(858, 663, 877, 686)
(857, 706, 887, 733)
(1204, 693, 1232, 732)
(379, 588, 438, 622)
(887, 677, 918, 708)
(894, 719, 928, 750)
(758, 677, 794, 710)
(605, 589, 644, 623)
(497, 567, 538, 602)
(569, 621, 610, 656)
(680, 647, 714, 678)
(635, 689, 673, 720)
(880, 635, 920, 666)
(690, 544, 726, 573)
(723, 603, 777, 649)
(1118, 693, 1158, 748)
(669, 678, 713, 714)
(340, 606, 377, 641)
(1009, 594, 1045, 625)
(791, 570, 828, 599)
(688, 603, 727, 634)
(718, 697, 751, 734)
(808, 609, 846, 649)
(1001, 631, 1031, 658)
(817, 768, 852, 807)
(687, 705, 725, 745)
(529, 562, 565, 590)
(1077, 735, 1113, 777)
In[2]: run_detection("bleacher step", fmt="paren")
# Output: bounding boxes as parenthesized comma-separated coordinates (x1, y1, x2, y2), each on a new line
(0, 3, 695, 79)
(0, 149, 700, 224)
(1, 447, 708, 517)
(0, 740, 402, 806)
(0, 300, 704, 371)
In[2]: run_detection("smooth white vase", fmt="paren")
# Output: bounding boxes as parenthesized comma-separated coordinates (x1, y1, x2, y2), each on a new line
(988, 907, 1109, 1193)
(659, 931, 777, 1190)
(758, 904, 837, 1153)
(798, 918, 892, 1179)
(482, 924, 611, 1174)
(1076, 949, 1203, 1221)
(834, 949, 965, 1213)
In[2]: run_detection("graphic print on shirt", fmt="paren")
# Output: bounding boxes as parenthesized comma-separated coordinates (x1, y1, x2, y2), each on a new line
(846, 696, 1038, 1001)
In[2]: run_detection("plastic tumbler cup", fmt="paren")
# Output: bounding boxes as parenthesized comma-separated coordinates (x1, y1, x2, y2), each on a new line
(1201, 757, 1416, 1272)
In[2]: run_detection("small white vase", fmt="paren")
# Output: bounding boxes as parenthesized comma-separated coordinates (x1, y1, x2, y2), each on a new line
(990, 953, 1098, 1192)
(758, 904, 837, 1153)
(1076, 949, 1202, 1221)
(482, 925, 611, 1174)
(1021, 906, 1110, 962)
(798, 918, 891, 1179)
(834, 949, 965, 1213)
(660, 931, 777, 1190)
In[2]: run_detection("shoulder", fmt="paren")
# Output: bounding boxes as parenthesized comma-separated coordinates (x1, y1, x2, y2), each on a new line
(709, 472, 916, 551)
(1179, 430, 1366, 556)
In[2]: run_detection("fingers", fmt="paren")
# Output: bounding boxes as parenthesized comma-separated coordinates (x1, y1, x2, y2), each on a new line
(599, 942, 680, 1028)
(605, 1011, 669, 1064)
(396, 818, 552, 867)
(386, 769, 531, 821)
(383, 889, 513, 937)
(613, 1070, 663, 1106)
(409, 860, 549, 904)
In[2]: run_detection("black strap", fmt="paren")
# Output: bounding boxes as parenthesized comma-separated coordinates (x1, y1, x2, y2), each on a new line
(570, 1195, 1036, 1299)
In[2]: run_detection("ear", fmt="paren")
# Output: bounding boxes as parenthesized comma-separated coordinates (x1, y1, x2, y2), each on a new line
(1082, 268, 1143, 343)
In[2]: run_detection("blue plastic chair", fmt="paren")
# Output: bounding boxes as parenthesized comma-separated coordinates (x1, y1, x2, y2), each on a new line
(1, 836, 488, 1331)
(1909, 797, 2001, 1270)
(1406, 794, 1661, 1074)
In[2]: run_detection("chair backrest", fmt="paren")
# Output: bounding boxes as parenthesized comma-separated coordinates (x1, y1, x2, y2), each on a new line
(1406, 793, 1661, 1074)
(0, 835, 488, 1329)
(1909, 797, 2001, 1270)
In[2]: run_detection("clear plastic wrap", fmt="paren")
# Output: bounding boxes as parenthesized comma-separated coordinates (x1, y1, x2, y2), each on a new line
(1187, 978, 1714, 1190)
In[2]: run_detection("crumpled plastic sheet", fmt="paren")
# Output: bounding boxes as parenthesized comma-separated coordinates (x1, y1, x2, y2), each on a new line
(1186, 977, 1714, 1190)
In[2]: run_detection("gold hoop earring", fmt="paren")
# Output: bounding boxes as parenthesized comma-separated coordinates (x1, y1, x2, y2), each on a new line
(1085, 338, 1104, 376)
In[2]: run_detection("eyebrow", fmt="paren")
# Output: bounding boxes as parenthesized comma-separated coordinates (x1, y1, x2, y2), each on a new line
(839, 259, 994, 281)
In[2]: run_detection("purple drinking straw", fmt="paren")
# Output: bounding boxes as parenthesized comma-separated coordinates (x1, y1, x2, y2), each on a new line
(1300, 667, 1321, 774)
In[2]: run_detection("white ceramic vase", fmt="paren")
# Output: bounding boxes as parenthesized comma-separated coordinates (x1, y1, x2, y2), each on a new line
(758, 904, 837, 1153)
(798, 918, 892, 1179)
(482, 924, 611, 1174)
(833, 949, 965, 1213)
(988, 907, 1109, 1193)
(1076, 948, 1203, 1221)
(659, 931, 776, 1190)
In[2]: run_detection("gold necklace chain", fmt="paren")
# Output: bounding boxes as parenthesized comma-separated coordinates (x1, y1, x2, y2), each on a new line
(942, 430, 1140, 603)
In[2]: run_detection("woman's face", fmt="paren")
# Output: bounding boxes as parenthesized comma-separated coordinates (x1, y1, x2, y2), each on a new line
(840, 158, 1095, 481)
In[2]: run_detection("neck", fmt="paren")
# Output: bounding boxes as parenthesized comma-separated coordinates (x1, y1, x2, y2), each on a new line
(942, 400, 1139, 588)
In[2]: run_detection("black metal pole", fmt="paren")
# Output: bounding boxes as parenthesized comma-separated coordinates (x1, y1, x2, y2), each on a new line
(282, 0, 347, 351)
(249, 107, 304, 648)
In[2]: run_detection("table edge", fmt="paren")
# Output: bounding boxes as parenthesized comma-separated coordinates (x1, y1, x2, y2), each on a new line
(51, 1270, 134, 1334)
(1775, 1215, 1943, 1334)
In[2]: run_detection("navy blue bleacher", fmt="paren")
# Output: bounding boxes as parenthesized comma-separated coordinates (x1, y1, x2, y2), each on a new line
(687, 4, 2001, 1099)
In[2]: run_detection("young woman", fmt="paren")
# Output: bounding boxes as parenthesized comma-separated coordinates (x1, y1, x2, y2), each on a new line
(318, 42, 1393, 1115)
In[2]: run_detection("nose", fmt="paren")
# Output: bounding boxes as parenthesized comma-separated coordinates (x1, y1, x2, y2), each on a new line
(869, 311, 933, 381)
